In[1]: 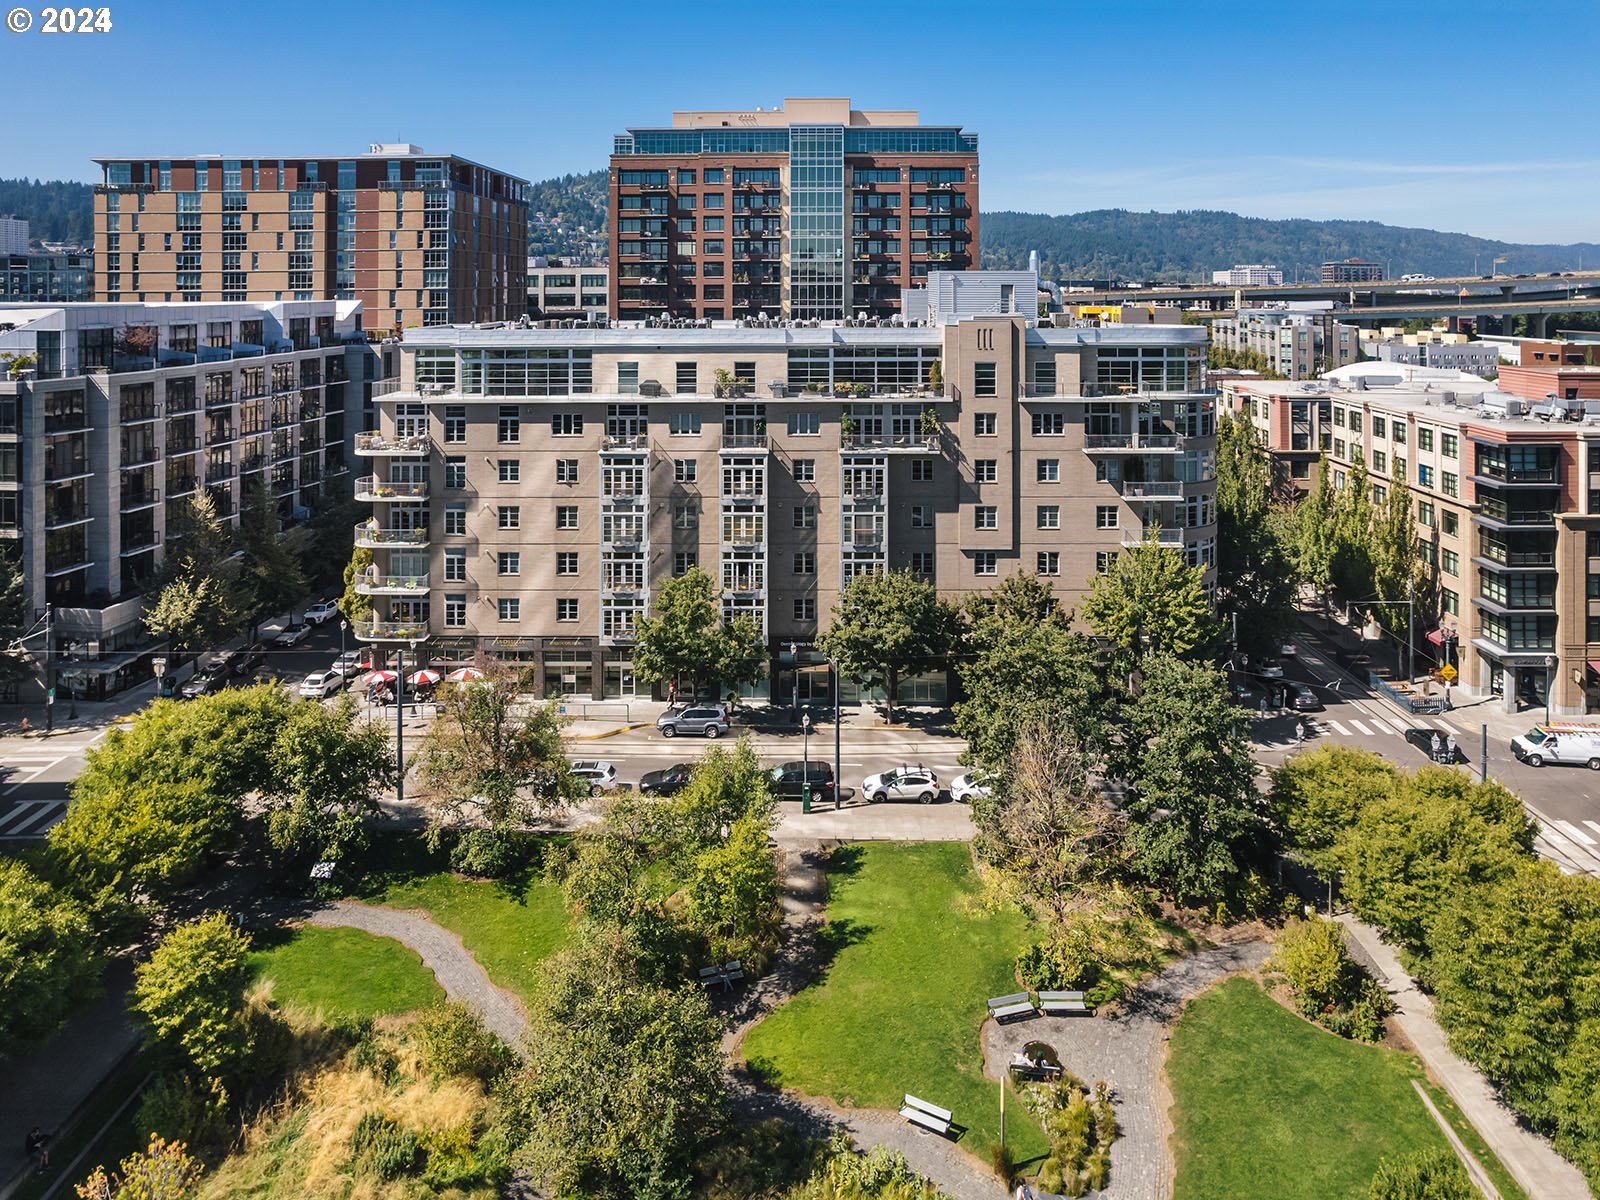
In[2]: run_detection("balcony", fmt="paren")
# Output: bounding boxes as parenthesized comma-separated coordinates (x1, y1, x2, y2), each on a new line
(841, 489, 885, 506)
(355, 573, 430, 596)
(355, 431, 429, 456)
(45, 507, 93, 531)
(354, 522, 429, 549)
(120, 531, 161, 555)
(841, 432, 939, 453)
(602, 531, 644, 550)
(723, 487, 764, 507)
(720, 434, 769, 452)
(1472, 509, 1555, 532)
(207, 462, 236, 481)
(1121, 526, 1185, 548)
(355, 476, 428, 502)
(601, 433, 648, 451)
(120, 488, 161, 512)
(1122, 480, 1185, 499)
(121, 445, 159, 468)
(1083, 432, 1184, 454)
(602, 584, 644, 600)
(352, 618, 431, 643)
(44, 459, 92, 483)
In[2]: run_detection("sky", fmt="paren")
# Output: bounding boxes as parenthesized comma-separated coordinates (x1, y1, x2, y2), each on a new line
(3, 0, 1597, 243)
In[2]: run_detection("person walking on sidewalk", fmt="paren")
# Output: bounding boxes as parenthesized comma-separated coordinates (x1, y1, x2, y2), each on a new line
(26, 1126, 49, 1174)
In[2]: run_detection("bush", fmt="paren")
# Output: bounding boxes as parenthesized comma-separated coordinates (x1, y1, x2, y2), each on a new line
(413, 1001, 514, 1081)
(1367, 1148, 1476, 1199)
(449, 828, 529, 878)
(1026, 1078, 1116, 1199)
(350, 1111, 421, 1180)
(134, 1072, 232, 1149)
(1271, 916, 1392, 1042)
(1016, 931, 1103, 992)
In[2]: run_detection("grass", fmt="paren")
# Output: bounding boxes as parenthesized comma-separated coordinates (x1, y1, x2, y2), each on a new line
(1168, 976, 1525, 1200)
(249, 925, 444, 1022)
(741, 842, 1049, 1165)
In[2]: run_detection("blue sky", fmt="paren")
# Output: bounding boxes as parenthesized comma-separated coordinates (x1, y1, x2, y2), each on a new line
(4, 0, 1597, 242)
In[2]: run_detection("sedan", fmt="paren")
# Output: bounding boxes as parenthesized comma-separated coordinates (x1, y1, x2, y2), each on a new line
(1404, 727, 1465, 765)
(1289, 684, 1323, 712)
(861, 766, 941, 804)
(273, 623, 311, 647)
(639, 763, 695, 797)
(1257, 659, 1285, 679)
(298, 670, 345, 700)
(570, 760, 619, 796)
(330, 651, 369, 679)
(180, 670, 228, 700)
(950, 771, 995, 804)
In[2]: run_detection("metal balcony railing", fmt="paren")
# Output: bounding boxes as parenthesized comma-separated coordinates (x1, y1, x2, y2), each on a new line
(354, 522, 429, 548)
(355, 476, 429, 502)
(352, 618, 431, 642)
(355, 431, 430, 455)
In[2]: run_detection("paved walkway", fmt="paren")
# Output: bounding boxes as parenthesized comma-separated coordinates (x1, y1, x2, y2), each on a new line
(305, 901, 527, 1047)
(1337, 914, 1593, 1200)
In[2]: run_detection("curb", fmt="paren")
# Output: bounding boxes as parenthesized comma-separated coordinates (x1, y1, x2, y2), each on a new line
(571, 723, 652, 741)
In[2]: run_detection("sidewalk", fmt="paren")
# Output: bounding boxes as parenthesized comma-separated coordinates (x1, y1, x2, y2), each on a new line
(1337, 913, 1593, 1199)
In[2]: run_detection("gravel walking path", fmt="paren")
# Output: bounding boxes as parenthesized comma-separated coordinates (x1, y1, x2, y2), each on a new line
(982, 940, 1270, 1200)
(305, 900, 528, 1047)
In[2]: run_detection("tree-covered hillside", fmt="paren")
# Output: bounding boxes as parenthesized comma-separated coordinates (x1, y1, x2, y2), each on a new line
(0, 178, 95, 246)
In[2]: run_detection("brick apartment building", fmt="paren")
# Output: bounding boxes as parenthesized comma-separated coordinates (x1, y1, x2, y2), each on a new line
(608, 98, 978, 323)
(91, 147, 528, 337)
(354, 282, 1215, 703)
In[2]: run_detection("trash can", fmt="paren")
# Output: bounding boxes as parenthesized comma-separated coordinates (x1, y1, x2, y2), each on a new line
(801, 783, 812, 814)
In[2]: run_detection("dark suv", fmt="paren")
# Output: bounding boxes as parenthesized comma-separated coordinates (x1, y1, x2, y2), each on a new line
(770, 760, 836, 802)
(656, 704, 730, 739)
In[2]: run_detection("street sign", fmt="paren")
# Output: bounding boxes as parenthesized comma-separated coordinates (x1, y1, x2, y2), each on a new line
(45, 687, 54, 705)
(1439, 663, 1458, 684)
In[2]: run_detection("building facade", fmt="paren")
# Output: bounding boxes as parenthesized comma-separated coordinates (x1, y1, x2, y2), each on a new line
(528, 265, 608, 320)
(0, 300, 379, 698)
(1, 251, 93, 303)
(90, 147, 528, 337)
(1211, 264, 1284, 286)
(608, 98, 978, 323)
(1321, 258, 1383, 284)
(1211, 305, 1359, 379)
(0, 217, 29, 256)
(355, 307, 1214, 702)
(1367, 335, 1502, 377)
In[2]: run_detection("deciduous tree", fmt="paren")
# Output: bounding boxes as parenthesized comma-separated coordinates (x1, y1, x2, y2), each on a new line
(1215, 414, 1299, 661)
(1270, 745, 1398, 868)
(143, 491, 242, 650)
(0, 860, 100, 1059)
(132, 913, 253, 1080)
(632, 568, 766, 698)
(262, 695, 394, 869)
(1081, 535, 1221, 674)
(818, 569, 958, 723)
(236, 478, 306, 630)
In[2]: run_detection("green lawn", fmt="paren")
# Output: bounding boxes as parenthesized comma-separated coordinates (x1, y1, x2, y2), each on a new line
(741, 842, 1049, 1164)
(1168, 977, 1523, 1200)
(249, 925, 443, 1022)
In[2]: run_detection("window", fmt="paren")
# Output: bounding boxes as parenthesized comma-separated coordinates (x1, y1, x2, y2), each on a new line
(1392, 421, 1407, 445)
(444, 595, 466, 628)
(1372, 450, 1387, 473)
(1441, 549, 1459, 576)
(911, 551, 934, 577)
(793, 552, 815, 575)
(1372, 416, 1387, 438)
(497, 406, 520, 443)
(911, 459, 933, 482)
(1442, 471, 1459, 498)
(1031, 412, 1065, 436)
(974, 459, 997, 483)
(1348, 411, 1363, 434)
(1334, 407, 1346, 429)
(668, 412, 702, 436)
(1037, 505, 1060, 529)
(974, 506, 997, 530)
(1095, 459, 1120, 484)
(793, 597, 817, 622)
(1442, 510, 1459, 536)
(1095, 506, 1119, 529)
(1418, 463, 1434, 487)
(793, 459, 815, 483)
(674, 504, 698, 529)
(974, 551, 997, 576)
(1441, 588, 1459, 616)
(675, 459, 697, 482)
(444, 456, 466, 489)
(1037, 458, 1060, 483)
(556, 459, 579, 484)
(498, 459, 520, 483)
(443, 548, 466, 582)
(498, 598, 521, 622)
(1096, 551, 1116, 574)
(787, 411, 820, 436)
(498, 506, 520, 529)
(556, 505, 578, 530)
(1441, 432, 1458, 459)
(557, 552, 579, 575)
(498, 552, 521, 575)
(444, 505, 466, 535)
(673, 551, 697, 575)
(1334, 439, 1347, 460)
(1037, 551, 1060, 575)
(794, 505, 816, 529)
(1418, 501, 1435, 527)
(556, 598, 579, 622)
(1418, 427, 1434, 451)
(551, 413, 583, 437)
(617, 362, 639, 395)
(911, 505, 932, 528)
(974, 362, 997, 397)
(675, 362, 698, 394)
(975, 412, 997, 436)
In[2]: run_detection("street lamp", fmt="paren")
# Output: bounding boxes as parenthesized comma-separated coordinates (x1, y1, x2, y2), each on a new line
(788, 640, 800, 722)
(801, 710, 812, 813)
(395, 638, 421, 809)
(339, 617, 349, 665)
(831, 654, 841, 810)
(1545, 653, 1558, 725)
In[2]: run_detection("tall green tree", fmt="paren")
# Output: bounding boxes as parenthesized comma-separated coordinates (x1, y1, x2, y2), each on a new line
(1215, 414, 1299, 661)
(818, 569, 958, 723)
(338, 544, 375, 628)
(143, 490, 242, 650)
(1081, 534, 1222, 673)
(131, 913, 254, 1080)
(237, 478, 307, 628)
(954, 573, 1105, 772)
(1294, 458, 1337, 622)
(0, 547, 35, 690)
(632, 568, 767, 698)
(0, 860, 101, 1059)
(1370, 477, 1424, 645)
(1329, 454, 1376, 602)
(261, 695, 394, 870)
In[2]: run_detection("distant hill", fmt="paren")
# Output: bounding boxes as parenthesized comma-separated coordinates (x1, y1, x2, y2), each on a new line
(0, 178, 94, 246)
(978, 209, 1600, 283)
(526, 169, 607, 263)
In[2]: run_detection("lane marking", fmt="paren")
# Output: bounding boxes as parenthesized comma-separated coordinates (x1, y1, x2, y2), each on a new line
(1327, 719, 1352, 736)
(1434, 719, 1463, 737)
(1585, 820, 1600, 837)
(0, 800, 61, 835)
(1350, 719, 1374, 736)
(1368, 716, 1398, 737)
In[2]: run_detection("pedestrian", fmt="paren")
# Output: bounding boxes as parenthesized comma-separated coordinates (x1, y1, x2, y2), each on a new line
(668, 680, 677, 706)
(19, 716, 28, 735)
(25, 1126, 49, 1174)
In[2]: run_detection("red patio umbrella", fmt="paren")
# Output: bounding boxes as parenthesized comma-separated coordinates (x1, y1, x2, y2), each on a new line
(366, 670, 399, 684)
(445, 666, 485, 683)
(409, 668, 443, 686)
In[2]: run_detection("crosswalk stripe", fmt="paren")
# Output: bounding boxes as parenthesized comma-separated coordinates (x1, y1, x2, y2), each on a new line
(1434, 719, 1463, 737)
(1327, 719, 1352, 736)
(1539, 828, 1579, 855)
(1368, 716, 1398, 737)
(1350, 719, 1374, 736)
(0, 801, 61, 836)
(1585, 821, 1600, 837)
(1556, 820, 1597, 847)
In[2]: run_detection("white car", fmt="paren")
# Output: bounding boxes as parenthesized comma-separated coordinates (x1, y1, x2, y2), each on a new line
(1257, 658, 1285, 679)
(570, 760, 619, 796)
(950, 771, 996, 804)
(330, 650, 368, 679)
(273, 622, 311, 647)
(298, 670, 345, 699)
(305, 600, 340, 626)
(861, 766, 941, 804)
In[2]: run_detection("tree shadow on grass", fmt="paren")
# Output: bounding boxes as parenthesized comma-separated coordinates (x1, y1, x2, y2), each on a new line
(813, 916, 872, 974)
(823, 842, 865, 878)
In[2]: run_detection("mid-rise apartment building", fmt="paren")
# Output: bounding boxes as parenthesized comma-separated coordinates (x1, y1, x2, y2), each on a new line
(1211, 304, 1359, 379)
(355, 289, 1214, 703)
(609, 98, 979, 323)
(1211, 264, 1284, 286)
(0, 300, 379, 698)
(0, 217, 27, 256)
(91, 147, 528, 336)
(1358, 328, 1502, 377)
(2, 250, 93, 303)
(1221, 375, 1334, 498)
(1231, 361, 1600, 715)
(1321, 258, 1383, 284)
(528, 265, 608, 320)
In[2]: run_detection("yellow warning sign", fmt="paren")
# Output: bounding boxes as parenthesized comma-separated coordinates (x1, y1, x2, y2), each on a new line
(1438, 663, 1458, 684)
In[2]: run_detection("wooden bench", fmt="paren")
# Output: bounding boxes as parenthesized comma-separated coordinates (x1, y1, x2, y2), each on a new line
(1009, 1059, 1063, 1082)
(722, 960, 746, 985)
(987, 992, 1037, 1022)
(1038, 989, 1091, 1016)
(697, 966, 724, 990)
(899, 1094, 953, 1136)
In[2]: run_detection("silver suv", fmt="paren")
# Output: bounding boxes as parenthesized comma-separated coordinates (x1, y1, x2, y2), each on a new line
(656, 704, 730, 739)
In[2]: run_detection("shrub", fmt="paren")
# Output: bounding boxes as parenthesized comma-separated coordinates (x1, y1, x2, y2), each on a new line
(1016, 930, 1103, 992)
(134, 1072, 231, 1149)
(350, 1111, 421, 1180)
(1271, 916, 1392, 1042)
(1026, 1078, 1116, 1199)
(449, 828, 527, 878)
(1367, 1148, 1475, 1199)
(413, 1001, 514, 1081)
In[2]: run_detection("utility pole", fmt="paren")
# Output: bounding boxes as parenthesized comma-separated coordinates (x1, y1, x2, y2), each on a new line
(394, 644, 406, 808)
(833, 657, 842, 810)
(43, 603, 53, 734)
(1406, 575, 1415, 686)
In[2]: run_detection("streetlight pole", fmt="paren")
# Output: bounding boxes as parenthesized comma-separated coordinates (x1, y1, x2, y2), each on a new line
(832, 656, 841, 810)
(1545, 653, 1557, 725)
(394, 643, 407, 808)
(788, 640, 799, 722)
(340, 618, 348, 666)
(802, 710, 811, 809)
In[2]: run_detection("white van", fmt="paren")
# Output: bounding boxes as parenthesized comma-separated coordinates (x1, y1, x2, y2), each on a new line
(1509, 723, 1600, 769)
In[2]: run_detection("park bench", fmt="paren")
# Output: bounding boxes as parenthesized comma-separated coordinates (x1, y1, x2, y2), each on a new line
(697, 965, 724, 990)
(1038, 989, 1091, 1016)
(722, 960, 746, 985)
(1008, 1057, 1063, 1082)
(899, 1094, 953, 1137)
(987, 992, 1037, 1022)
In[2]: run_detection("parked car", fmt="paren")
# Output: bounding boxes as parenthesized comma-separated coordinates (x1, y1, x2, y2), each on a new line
(304, 600, 340, 626)
(770, 760, 836, 802)
(1405, 726, 1465, 765)
(273, 623, 311, 647)
(229, 643, 267, 677)
(639, 763, 695, 797)
(330, 650, 369, 679)
(180, 668, 228, 700)
(950, 771, 995, 804)
(862, 765, 942, 804)
(1289, 684, 1323, 712)
(1256, 658, 1285, 679)
(656, 704, 730, 739)
(570, 760, 619, 795)
(298, 670, 345, 700)
(1280, 642, 1299, 658)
